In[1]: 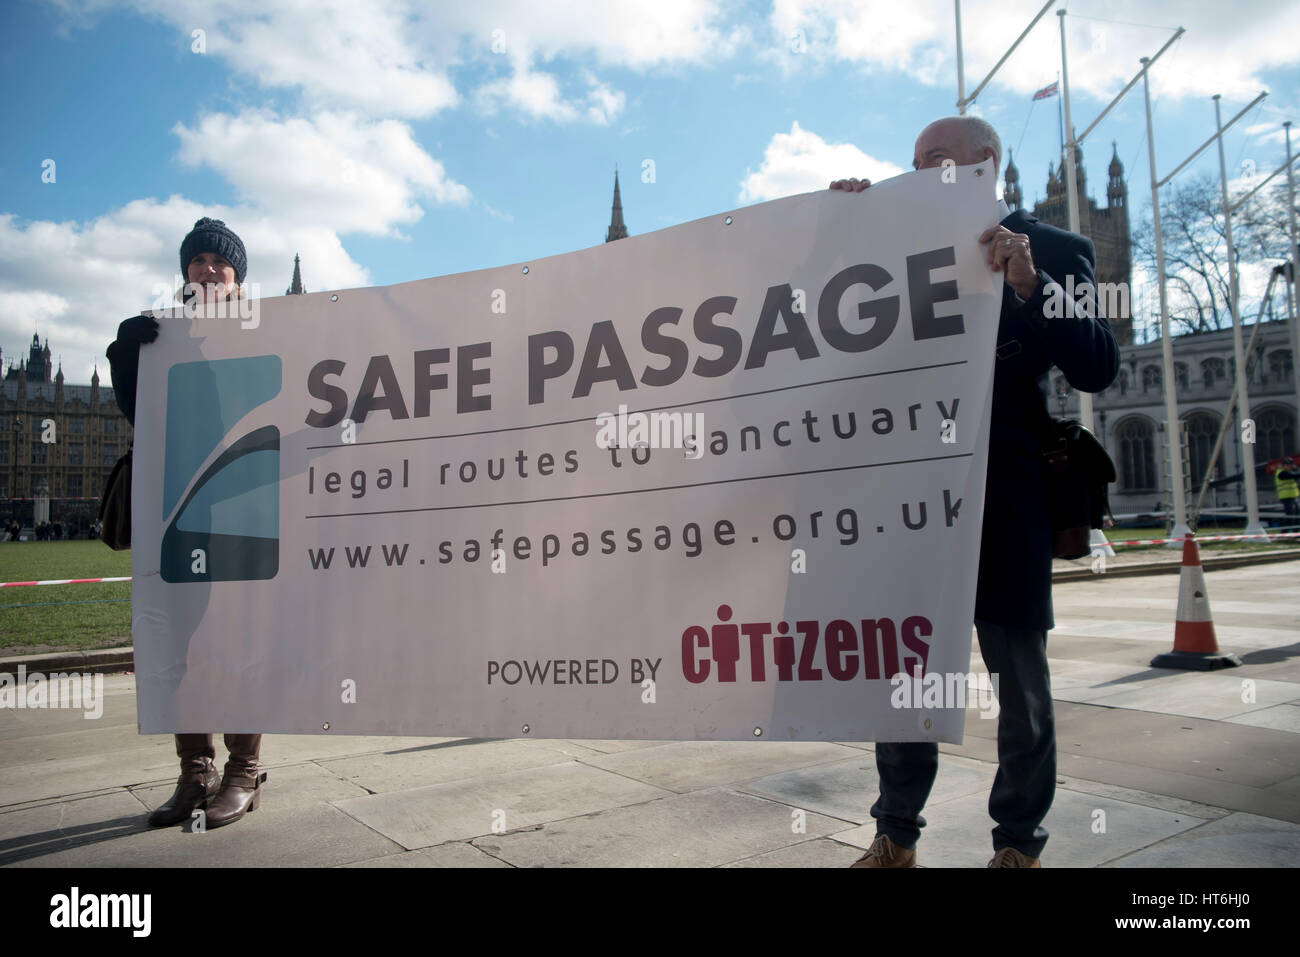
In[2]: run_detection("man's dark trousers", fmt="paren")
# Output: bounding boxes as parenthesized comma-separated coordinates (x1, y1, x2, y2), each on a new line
(870, 620, 1056, 857)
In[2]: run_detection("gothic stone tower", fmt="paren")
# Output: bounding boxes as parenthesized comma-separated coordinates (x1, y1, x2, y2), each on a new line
(1006, 141, 1133, 345)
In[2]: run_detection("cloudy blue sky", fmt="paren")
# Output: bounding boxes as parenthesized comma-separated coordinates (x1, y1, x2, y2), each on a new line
(2, 0, 1298, 384)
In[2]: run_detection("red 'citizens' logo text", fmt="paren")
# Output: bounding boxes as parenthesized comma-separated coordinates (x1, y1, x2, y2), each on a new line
(681, 604, 932, 683)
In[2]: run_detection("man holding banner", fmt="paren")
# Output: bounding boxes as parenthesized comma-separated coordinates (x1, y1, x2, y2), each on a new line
(834, 116, 1119, 868)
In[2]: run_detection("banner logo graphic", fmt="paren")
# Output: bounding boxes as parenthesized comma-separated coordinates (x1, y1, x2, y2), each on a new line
(161, 356, 282, 582)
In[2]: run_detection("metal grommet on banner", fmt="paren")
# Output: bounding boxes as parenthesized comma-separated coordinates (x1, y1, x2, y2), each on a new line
(330, 294, 338, 302)
(521, 724, 530, 735)
(724, 216, 733, 226)
(322, 722, 330, 731)
(522, 266, 529, 275)
(752, 727, 763, 737)
(922, 717, 932, 732)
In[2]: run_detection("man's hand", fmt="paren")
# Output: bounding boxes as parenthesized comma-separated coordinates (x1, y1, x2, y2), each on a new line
(979, 226, 1039, 301)
(116, 314, 159, 344)
(829, 178, 871, 192)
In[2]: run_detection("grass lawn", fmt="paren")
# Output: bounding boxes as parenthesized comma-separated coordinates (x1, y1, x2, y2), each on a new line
(0, 540, 133, 656)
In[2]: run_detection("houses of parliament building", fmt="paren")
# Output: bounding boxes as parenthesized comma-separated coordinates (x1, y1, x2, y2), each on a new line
(1003, 145, 1295, 519)
(1, 334, 123, 527)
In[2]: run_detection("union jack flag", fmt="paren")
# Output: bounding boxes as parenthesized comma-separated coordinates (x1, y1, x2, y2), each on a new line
(1033, 81, 1059, 100)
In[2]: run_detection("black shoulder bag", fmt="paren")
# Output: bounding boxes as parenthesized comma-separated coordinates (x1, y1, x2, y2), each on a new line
(99, 445, 132, 550)
(1040, 412, 1116, 560)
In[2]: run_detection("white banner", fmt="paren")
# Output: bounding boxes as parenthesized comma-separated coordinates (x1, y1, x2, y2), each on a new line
(132, 161, 1002, 742)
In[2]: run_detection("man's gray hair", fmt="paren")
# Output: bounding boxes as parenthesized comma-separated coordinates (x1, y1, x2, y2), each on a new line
(959, 116, 1002, 172)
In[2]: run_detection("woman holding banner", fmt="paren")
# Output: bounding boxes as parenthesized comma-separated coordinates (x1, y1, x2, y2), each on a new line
(106, 217, 267, 830)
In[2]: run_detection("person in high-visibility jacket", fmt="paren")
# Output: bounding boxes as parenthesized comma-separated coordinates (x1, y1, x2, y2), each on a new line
(1275, 462, 1300, 519)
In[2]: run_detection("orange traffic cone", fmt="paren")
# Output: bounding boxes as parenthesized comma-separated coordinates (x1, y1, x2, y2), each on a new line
(1150, 534, 1242, 670)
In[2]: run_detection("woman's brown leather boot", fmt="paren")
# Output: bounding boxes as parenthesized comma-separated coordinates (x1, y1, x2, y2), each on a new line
(147, 734, 220, 827)
(204, 734, 266, 828)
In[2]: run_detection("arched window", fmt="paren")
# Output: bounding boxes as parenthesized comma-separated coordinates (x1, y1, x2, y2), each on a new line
(1268, 350, 1293, 383)
(1174, 362, 1189, 391)
(1142, 365, 1162, 392)
(1183, 412, 1222, 487)
(1117, 416, 1158, 492)
(1202, 357, 1227, 389)
(1253, 405, 1296, 462)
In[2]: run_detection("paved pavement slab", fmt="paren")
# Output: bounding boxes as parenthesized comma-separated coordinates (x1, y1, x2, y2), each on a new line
(1222, 703, 1300, 733)
(1103, 812, 1300, 867)
(471, 788, 848, 867)
(341, 842, 512, 868)
(0, 790, 148, 866)
(333, 760, 669, 850)
(9, 803, 404, 868)
(0, 746, 178, 807)
(722, 836, 867, 867)
(739, 752, 996, 826)
(317, 737, 602, 794)
(1059, 673, 1299, 721)
(577, 740, 860, 793)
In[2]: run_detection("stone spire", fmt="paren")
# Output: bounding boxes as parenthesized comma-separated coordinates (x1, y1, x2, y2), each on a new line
(605, 169, 628, 243)
(1107, 140, 1126, 210)
(1004, 149, 1022, 212)
(286, 254, 306, 295)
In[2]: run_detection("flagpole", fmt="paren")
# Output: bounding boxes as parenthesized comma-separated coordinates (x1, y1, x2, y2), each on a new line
(955, 0, 966, 114)
(1056, 72, 1064, 158)
(1215, 94, 1267, 540)
(1056, 9, 1116, 557)
(1142, 57, 1191, 543)
(1285, 122, 1300, 453)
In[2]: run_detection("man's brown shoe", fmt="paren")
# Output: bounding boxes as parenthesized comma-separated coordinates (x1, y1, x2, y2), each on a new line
(987, 847, 1041, 868)
(850, 834, 917, 868)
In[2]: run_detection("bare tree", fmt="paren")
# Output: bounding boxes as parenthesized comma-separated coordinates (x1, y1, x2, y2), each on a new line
(1133, 174, 1294, 337)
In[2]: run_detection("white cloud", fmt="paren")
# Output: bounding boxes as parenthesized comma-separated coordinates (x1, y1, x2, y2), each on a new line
(583, 72, 628, 125)
(476, 61, 580, 123)
(58, 0, 459, 118)
(768, 0, 1300, 103)
(1242, 122, 1292, 150)
(475, 58, 628, 125)
(63, 0, 738, 123)
(173, 110, 470, 236)
(0, 199, 372, 387)
(444, 0, 741, 68)
(739, 122, 906, 203)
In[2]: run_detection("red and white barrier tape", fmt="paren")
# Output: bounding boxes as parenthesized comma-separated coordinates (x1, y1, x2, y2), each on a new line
(0, 576, 132, 588)
(1108, 532, 1300, 547)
